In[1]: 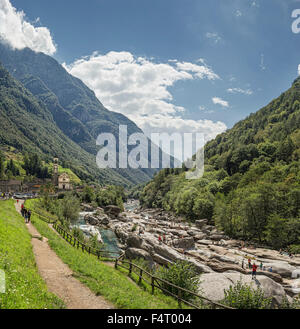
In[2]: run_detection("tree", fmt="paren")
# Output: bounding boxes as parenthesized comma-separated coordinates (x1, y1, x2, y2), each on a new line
(0, 151, 5, 179)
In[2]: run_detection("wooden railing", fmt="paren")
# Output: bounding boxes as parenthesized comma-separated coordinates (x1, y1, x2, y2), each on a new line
(114, 254, 234, 310)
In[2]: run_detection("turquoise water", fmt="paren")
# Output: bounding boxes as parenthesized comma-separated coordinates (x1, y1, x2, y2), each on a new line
(72, 212, 121, 258)
(99, 229, 121, 258)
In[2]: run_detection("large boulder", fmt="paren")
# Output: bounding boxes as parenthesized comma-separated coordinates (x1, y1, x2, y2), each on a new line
(152, 253, 173, 266)
(144, 235, 213, 274)
(173, 237, 195, 250)
(78, 225, 103, 244)
(126, 234, 143, 249)
(195, 219, 207, 229)
(125, 248, 153, 262)
(104, 205, 122, 218)
(84, 214, 100, 226)
(81, 203, 95, 212)
(199, 272, 287, 307)
(263, 262, 297, 278)
(210, 234, 226, 241)
(115, 226, 129, 243)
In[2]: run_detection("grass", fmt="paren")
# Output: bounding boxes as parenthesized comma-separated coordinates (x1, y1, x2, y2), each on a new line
(26, 199, 185, 309)
(0, 200, 65, 309)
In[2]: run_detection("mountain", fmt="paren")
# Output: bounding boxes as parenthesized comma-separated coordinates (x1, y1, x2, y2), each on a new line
(140, 78, 300, 251)
(0, 63, 136, 185)
(0, 43, 166, 186)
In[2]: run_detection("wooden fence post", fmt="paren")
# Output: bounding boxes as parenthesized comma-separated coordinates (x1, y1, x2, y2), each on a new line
(139, 269, 143, 285)
(115, 258, 118, 269)
(151, 277, 155, 295)
(178, 289, 182, 309)
(129, 263, 132, 276)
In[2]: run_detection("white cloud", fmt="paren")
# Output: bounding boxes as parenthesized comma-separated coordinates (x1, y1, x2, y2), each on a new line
(0, 0, 56, 55)
(212, 97, 229, 108)
(298, 64, 300, 76)
(227, 87, 253, 95)
(205, 32, 222, 44)
(235, 10, 242, 17)
(64, 51, 226, 145)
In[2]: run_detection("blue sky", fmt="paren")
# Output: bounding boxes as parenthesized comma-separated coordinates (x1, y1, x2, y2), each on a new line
(2, 0, 300, 141)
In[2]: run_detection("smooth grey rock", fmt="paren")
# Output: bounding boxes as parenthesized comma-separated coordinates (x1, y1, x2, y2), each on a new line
(173, 237, 195, 250)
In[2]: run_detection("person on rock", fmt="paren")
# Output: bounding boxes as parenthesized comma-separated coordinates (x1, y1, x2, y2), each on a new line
(252, 263, 258, 279)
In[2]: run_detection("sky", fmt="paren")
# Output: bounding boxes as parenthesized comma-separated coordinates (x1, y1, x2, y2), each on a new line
(1, 0, 300, 145)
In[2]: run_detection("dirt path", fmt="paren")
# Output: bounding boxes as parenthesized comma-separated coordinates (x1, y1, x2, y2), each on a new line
(15, 201, 114, 309)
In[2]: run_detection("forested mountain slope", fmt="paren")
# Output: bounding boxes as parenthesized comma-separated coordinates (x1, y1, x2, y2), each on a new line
(0, 43, 163, 185)
(140, 77, 300, 251)
(0, 63, 134, 185)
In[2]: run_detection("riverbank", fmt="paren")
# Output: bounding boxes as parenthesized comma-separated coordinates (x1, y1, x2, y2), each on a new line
(84, 199, 300, 307)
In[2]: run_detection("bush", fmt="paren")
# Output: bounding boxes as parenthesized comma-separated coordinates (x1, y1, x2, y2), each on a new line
(157, 261, 200, 302)
(222, 279, 272, 309)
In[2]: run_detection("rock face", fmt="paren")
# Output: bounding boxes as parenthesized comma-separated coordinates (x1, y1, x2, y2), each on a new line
(199, 272, 287, 307)
(262, 262, 297, 278)
(126, 234, 143, 249)
(81, 203, 95, 212)
(104, 205, 122, 218)
(78, 225, 103, 244)
(195, 219, 207, 229)
(125, 248, 153, 262)
(84, 213, 110, 226)
(173, 237, 195, 249)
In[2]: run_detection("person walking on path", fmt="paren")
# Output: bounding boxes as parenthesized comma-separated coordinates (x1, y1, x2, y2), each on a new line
(252, 263, 258, 279)
(27, 210, 31, 223)
(24, 209, 28, 223)
(260, 262, 263, 270)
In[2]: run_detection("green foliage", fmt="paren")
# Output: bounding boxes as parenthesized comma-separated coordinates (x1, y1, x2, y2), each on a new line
(96, 185, 125, 210)
(157, 261, 201, 302)
(23, 153, 50, 179)
(222, 279, 272, 309)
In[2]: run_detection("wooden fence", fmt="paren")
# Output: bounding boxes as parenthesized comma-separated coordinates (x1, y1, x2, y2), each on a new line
(114, 254, 234, 310)
(30, 207, 234, 310)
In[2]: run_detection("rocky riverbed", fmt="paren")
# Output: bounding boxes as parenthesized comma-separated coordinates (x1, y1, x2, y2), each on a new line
(81, 200, 300, 306)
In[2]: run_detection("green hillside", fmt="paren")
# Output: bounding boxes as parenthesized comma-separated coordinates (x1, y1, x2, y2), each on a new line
(140, 78, 300, 251)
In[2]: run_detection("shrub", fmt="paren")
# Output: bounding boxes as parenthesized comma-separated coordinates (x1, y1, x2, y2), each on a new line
(157, 261, 200, 302)
(222, 279, 272, 309)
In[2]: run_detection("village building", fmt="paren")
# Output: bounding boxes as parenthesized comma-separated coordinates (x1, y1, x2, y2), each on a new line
(52, 158, 72, 191)
(58, 172, 71, 190)
(0, 180, 22, 193)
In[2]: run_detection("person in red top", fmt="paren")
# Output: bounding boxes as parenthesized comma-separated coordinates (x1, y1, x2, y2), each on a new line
(252, 263, 258, 279)
(158, 236, 162, 244)
(21, 203, 24, 209)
